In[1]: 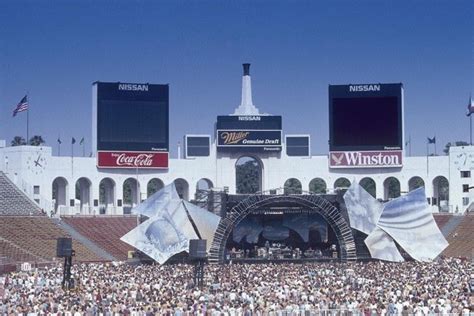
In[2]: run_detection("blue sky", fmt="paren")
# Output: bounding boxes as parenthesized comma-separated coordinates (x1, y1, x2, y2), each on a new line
(0, 0, 472, 157)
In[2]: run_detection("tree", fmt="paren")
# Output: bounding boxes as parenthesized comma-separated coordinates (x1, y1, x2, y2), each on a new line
(236, 160, 260, 194)
(309, 178, 327, 194)
(147, 179, 162, 197)
(443, 141, 469, 155)
(334, 178, 351, 190)
(360, 178, 376, 198)
(386, 177, 401, 199)
(28, 135, 45, 146)
(123, 179, 134, 205)
(284, 178, 302, 194)
(11, 136, 26, 146)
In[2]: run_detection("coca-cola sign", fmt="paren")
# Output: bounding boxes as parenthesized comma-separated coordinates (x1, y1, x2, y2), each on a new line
(97, 151, 168, 169)
(329, 150, 402, 168)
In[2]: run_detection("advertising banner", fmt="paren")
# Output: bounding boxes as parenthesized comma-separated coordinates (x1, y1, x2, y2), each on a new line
(329, 150, 402, 168)
(97, 151, 168, 169)
(216, 130, 282, 152)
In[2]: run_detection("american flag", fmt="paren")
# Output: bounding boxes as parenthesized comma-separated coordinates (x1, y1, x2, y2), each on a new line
(12, 95, 28, 117)
(467, 95, 474, 117)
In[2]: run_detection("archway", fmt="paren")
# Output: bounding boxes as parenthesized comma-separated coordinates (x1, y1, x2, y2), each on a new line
(195, 178, 214, 200)
(384, 177, 401, 200)
(174, 178, 189, 201)
(360, 177, 376, 198)
(334, 178, 351, 191)
(209, 194, 356, 263)
(432, 176, 449, 211)
(408, 176, 425, 192)
(99, 178, 115, 214)
(52, 177, 68, 214)
(147, 178, 164, 198)
(75, 177, 92, 214)
(236, 156, 263, 194)
(284, 178, 302, 194)
(123, 178, 140, 214)
(309, 178, 327, 194)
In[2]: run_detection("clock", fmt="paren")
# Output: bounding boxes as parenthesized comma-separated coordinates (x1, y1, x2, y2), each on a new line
(26, 148, 47, 175)
(453, 152, 474, 170)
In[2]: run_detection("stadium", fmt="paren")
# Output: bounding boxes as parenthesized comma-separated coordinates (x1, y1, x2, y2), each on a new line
(0, 64, 472, 314)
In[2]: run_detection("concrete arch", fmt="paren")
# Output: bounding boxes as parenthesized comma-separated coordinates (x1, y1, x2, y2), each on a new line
(408, 176, 425, 192)
(123, 178, 140, 214)
(147, 178, 164, 198)
(309, 178, 327, 194)
(209, 194, 356, 263)
(359, 177, 376, 198)
(99, 177, 116, 214)
(75, 177, 92, 214)
(334, 177, 351, 190)
(52, 177, 68, 214)
(284, 178, 302, 194)
(432, 176, 449, 210)
(383, 177, 401, 200)
(174, 178, 190, 201)
(196, 178, 214, 191)
(235, 156, 264, 193)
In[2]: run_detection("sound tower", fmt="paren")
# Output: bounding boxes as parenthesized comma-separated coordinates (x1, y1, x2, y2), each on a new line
(56, 237, 72, 257)
(56, 238, 74, 290)
(189, 239, 207, 288)
(189, 239, 207, 259)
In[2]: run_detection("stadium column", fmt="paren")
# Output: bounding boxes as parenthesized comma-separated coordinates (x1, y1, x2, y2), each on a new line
(400, 182, 409, 197)
(375, 180, 384, 200)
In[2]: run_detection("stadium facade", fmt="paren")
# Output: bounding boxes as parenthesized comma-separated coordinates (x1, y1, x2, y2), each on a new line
(0, 64, 473, 217)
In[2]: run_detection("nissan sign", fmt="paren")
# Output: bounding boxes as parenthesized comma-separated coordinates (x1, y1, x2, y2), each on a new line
(329, 150, 402, 168)
(97, 151, 169, 169)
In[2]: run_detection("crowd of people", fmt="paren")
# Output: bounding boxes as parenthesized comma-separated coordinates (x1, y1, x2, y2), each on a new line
(0, 257, 472, 315)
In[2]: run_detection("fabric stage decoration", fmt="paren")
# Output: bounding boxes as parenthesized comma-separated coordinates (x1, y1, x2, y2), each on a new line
(344, 182, 448, 262)
(121, 183, 221, 264)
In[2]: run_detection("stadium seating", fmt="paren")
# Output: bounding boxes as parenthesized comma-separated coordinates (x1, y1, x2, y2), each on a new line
(62, 216, 138, 261)
(0, 216, 105, 263)
(442, 214, 474, 259)
(433, 213, 452, 231)
(0, 238, 42, 263)
(0, 171, 42, 216)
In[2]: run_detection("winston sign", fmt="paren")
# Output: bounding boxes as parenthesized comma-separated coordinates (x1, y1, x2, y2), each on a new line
(329, 151, 402, 168)
(97, 151, 169, 169)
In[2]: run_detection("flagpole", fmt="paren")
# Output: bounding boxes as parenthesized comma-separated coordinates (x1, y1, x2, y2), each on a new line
(71, 139, 74, 181)
(426, 141, 429, 177)
(470, 115, 472, 145)
(26, 93, 29, 143)
(409, 135, 412, 157)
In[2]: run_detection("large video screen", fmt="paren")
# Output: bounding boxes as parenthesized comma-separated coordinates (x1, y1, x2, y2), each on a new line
(94, 82, 169, 152)
(329, 84, 402, 151)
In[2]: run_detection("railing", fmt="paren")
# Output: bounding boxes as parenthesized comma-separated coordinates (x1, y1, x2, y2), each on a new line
(57, 205, 120, 216)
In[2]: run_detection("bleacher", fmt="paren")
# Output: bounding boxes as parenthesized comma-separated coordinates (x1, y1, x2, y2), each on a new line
(442, 214, 474, 259)
(0, 171, 42, 216)
(0, 238, 42, 263)
(62, 216, 138, 261)
(0, 216, 105, 263)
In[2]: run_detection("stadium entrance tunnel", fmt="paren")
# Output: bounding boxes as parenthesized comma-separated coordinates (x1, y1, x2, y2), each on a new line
(209, 193, 357, 263)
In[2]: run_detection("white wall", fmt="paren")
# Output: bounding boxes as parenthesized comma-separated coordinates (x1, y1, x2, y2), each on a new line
(0, 143, 467, 216)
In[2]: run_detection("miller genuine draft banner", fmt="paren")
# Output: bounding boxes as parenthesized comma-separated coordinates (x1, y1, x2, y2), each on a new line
(216, 115, 282, 153)
(217, 130, 282, 151)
